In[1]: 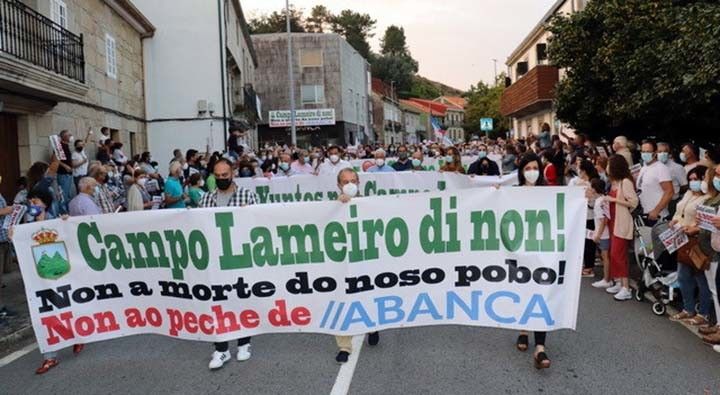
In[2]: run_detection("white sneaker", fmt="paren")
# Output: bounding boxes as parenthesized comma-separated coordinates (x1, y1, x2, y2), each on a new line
(614, 287, 632, 301)
(606, 283, 623, 294)
(237, 344, 252, 361)
(592, 279, 613, 289)
(208, 351, 231, 370)
(714, 345, 720, 353)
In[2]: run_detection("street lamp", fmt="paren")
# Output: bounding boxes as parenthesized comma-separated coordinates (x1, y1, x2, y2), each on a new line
(492, 59, 498, 85)
(286, 0, 296, 146)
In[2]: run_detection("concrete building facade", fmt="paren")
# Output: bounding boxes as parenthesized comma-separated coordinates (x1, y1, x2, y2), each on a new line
(252, 33, 371, 148)
(0, 0, 153, 200)
(500, 0, 587, 138)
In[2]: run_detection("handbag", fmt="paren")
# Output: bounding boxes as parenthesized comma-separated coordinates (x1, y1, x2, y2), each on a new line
(677, 236, 711, 271)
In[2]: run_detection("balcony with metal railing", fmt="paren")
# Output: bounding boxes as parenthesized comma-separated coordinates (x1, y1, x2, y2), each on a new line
(0, 0, 85, 82)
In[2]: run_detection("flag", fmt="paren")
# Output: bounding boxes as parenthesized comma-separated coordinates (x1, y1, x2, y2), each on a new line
(431, 117, 445, 139)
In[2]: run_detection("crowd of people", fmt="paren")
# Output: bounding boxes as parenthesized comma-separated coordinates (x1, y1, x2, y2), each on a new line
(1, 123, 719, 375)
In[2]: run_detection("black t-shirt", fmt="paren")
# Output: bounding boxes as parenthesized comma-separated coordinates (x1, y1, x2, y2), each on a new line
(57, 142, 73, 175)
(392, 160, 413, 172)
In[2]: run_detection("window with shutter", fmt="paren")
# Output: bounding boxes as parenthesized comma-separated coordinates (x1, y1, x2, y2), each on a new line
(105, 34, 117, 79)
(51, 0, 68, 29)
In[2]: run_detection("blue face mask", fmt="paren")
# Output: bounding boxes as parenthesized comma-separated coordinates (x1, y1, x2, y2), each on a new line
(412, 159, 422, 168)
(478, 151, 487, 159)
(445, 156, 455, 164)
(28, 205, 43, 217)
(689, 180, 702, 193)
(641, 152, 654, 164)
(657, 152, 669, 164)
(240, 169, 253, 178)
(714, 177, 720, 193)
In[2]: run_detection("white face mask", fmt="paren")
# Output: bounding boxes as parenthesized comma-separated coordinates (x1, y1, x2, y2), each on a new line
(524, 169, 540, 185)
(329, 154, 340, 164)
(198, 180, 205, 187)
(137, 178, 147, 187)
(342, 182, 358, 197)
(701, 181, 709, 195)
(182, 163, 189, 170)
(375, 159, 385, 167)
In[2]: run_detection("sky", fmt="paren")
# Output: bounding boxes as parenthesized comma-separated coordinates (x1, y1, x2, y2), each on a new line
(242, 0, 558, 91)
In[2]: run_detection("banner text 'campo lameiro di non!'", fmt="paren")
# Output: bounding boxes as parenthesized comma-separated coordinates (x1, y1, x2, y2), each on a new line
(13, 187, 585, 353)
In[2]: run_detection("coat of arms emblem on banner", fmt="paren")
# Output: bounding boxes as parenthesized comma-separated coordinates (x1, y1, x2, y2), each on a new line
(31, 228, 71, 280)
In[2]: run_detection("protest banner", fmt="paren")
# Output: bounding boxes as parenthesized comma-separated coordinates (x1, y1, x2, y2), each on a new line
(12, 187, 585, 353)
(2, 205, 27, 230)
(49, 135, 66, 161)
(696, 205, 719, 233)
(350, 157, 478, 173)
(234, 172, 518, 204)
(658, 225, 689, 254)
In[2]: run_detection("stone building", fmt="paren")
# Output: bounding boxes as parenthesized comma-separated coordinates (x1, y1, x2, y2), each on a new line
(0, 0, 154, 199)
(252, 33, 371, 147)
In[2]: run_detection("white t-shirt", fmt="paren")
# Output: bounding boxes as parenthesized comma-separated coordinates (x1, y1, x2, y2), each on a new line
(637, 161, 672, 217)
(71, 150, 89, 177)
(593, 198, 610, 240)
(317, 159, 352, 177)
(665, 160, 688, 200)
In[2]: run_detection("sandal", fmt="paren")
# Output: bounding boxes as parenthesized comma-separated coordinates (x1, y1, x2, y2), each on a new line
(581, 268, 594, 278)
(699, 326, 719, 336)
(669, 311, 693, 322)
(534, 351, 551, 370)
(35, 359, 59, 375)
(516, 334, 529, 352)
(683, 315, 708, 326)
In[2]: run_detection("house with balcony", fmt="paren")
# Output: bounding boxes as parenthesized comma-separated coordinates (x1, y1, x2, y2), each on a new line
(371, 77, 402, 145)
(500, 0, 587, 138)
(251, 33, 371, 148)
(0, 0, 153, 200)
(134, 0, 259, 169)
(434, 96, 466, 142)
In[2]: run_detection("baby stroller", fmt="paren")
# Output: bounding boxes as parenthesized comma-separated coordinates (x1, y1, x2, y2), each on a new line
(632, 214, 682, 316)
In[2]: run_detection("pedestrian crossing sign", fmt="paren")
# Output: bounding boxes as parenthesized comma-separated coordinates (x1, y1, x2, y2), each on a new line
(480, 118, 493, 132)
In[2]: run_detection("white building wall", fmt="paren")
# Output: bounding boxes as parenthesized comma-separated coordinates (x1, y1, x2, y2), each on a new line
(135, 0, 225, 172)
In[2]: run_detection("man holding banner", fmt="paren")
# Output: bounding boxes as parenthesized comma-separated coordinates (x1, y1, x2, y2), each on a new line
(199, 158, 259, 370)
(334, 168, 380, 364)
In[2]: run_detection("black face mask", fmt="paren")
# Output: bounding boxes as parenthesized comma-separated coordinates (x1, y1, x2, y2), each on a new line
(216, 178, 233, 191)
(240, 169, 253, 178)
(76, 146, 84, 152)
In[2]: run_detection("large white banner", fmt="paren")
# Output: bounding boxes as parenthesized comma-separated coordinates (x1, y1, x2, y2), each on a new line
(350, 157, 479, 172)
(234, 172, 518, 204)
(13, 187, 585, 353)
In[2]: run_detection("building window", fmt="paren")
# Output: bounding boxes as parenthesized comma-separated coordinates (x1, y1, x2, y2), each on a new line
(105, 34, 117, 79)
(301, 85, 324, 104)
(536, 43, 548, 64)
(300, 49, 323, 67)
(51, 0, 68, 29)
(516, 61, 529, 78)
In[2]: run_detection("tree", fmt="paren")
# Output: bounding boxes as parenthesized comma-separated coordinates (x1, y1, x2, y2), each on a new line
(248, 6, 305, 34)
(328, 10, 376, 59)
(371, 26, 418, 97)
(408, 77, 442, 100)
(464, 79, 508, 137)
(548, 0, 720, 146)
(305, 5, 331, 33)
(371, 55, 418, 97)
(381, 25, 410, 56)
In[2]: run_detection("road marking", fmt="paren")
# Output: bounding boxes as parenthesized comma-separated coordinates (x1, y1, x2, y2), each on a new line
(330, 335, 364, 395)
(0, 342, 38, 368)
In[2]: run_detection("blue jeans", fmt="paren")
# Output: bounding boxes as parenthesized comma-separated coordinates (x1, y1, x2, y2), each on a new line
(56, 174, 75, 215)
(678, 263, 711, 315)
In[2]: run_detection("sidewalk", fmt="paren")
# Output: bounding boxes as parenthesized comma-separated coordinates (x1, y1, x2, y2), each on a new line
(0, 267, 34, 356)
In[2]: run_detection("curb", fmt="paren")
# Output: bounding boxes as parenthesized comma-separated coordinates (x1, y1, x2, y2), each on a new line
(629, 279, 705, 340)
(0, 325, 34, 353)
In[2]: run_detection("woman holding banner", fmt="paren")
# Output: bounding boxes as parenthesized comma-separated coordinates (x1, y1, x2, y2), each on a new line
(514, 153, 551, 370)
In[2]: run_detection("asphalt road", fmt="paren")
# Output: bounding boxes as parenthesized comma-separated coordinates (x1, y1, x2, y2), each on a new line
(0, 279, 719, 395)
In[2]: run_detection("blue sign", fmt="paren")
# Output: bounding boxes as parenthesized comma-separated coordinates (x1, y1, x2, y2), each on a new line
(480, 118, 493, 132)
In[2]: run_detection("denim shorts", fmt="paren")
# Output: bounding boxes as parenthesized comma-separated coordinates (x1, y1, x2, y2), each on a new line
(597, 238, 610, 251)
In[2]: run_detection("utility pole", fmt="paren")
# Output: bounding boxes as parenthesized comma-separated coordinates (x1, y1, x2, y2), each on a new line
(492, 59, 498, 86)
(390, 81, 396, 145)
(286, 0, 296, 146)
